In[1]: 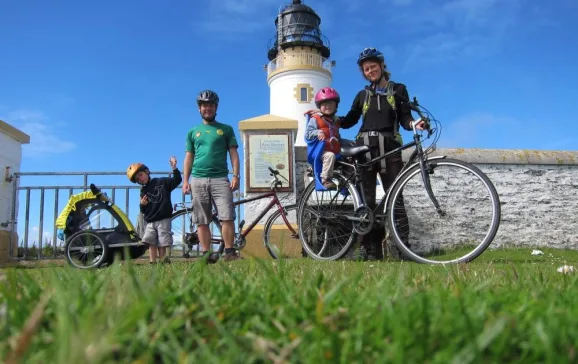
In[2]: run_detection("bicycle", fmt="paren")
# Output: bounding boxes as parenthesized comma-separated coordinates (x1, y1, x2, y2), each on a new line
(297, 97, 501, 264)
(170, 167, 302, 261)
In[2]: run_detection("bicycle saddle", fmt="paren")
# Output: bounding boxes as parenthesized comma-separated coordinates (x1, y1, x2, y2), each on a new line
(340, 145, 370, 157)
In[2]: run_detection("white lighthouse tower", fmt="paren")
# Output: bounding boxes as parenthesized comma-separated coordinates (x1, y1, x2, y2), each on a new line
(266, 0, 333, 147)
(236, 0, 333, 258)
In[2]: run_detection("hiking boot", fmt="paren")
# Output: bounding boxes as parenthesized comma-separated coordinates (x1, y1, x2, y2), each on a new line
(223, 252, 244, 262)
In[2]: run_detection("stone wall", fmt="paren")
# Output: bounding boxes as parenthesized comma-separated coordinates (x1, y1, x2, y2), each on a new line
(294, 147, 578, 250)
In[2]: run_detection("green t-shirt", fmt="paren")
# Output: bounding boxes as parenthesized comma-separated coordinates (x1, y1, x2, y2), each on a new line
(185, 121, 239, 178)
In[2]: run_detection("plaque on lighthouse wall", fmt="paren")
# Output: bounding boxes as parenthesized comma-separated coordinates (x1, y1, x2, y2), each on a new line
(246, 131, 293, 193)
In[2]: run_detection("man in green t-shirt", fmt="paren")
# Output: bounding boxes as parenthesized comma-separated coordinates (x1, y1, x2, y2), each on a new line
(182, 90, 242, 262)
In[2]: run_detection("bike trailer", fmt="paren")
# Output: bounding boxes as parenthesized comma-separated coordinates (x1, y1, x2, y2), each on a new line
(55, 184, 148, 269)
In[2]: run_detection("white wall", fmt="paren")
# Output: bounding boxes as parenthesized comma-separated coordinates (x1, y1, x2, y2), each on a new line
(0, 132, 22, 232)
(269, 69, 332, 147)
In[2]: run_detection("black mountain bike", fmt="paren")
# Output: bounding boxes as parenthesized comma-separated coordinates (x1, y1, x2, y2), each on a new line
(297, 98, 501, 264)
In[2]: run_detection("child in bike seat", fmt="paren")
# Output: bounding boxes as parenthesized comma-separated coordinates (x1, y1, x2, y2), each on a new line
(305, 87, 343, 190)
(126, 157, 182, 264)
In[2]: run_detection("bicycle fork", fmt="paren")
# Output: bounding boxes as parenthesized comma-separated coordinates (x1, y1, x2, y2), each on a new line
(417, 151, 445, 217)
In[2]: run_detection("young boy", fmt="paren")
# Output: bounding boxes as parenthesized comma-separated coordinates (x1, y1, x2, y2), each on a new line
(126, 156, 182, 264)
(305, 87, 342, 190)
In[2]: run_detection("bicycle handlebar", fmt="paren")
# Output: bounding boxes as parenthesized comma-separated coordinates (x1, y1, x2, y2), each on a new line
(407, 97, 433, 136)
(268, 167, 287, 190)
(268, 167, 279, 175)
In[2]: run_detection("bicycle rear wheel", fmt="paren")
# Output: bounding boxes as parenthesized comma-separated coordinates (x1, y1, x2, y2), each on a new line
(386, 158, 501, 264)
(297, 172, 361, 261)
(170, 208, 222, 258)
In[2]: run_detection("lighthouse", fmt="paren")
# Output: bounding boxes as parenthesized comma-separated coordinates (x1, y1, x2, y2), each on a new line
(236, 0, 333, 258)
(266, 0, 333, 147)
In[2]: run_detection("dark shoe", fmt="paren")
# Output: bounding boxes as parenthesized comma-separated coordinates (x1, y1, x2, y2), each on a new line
(199, 251, 220, 264)
(207, 252, 220, 264)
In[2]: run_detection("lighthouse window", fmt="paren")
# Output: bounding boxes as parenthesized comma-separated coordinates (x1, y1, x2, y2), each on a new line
(294, 83, 313, 103)
(300, 87, 308, 101)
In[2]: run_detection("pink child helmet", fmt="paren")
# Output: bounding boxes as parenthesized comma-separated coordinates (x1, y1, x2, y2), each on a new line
(314, 87, 340, 108)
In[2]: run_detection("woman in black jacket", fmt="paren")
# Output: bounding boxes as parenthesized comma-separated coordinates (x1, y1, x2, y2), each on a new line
(333, 47, 425, 260)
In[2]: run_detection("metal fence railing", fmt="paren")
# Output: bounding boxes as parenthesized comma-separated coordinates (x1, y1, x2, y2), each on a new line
(8, 171, 242, 260)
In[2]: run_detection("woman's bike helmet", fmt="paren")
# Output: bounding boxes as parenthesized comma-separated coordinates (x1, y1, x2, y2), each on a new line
(357, 47, 385, 66)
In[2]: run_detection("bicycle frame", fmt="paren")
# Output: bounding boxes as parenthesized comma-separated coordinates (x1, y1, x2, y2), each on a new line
(173, 169, 297, 256)
(335, 120, 442, 219)
(227, 189, 292, 240)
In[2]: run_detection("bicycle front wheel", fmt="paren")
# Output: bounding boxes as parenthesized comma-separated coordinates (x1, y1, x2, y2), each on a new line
(263, 204, 303, 259)
(386, 158, 501, 264)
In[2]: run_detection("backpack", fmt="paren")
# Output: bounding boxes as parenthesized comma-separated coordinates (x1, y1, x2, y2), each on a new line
(358, 80, 403, 145)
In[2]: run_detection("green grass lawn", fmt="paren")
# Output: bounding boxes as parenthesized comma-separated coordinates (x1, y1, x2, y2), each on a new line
(1, 248, 577, 363)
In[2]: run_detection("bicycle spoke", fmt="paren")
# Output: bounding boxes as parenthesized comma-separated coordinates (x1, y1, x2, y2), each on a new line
(298, 173, 359, 260)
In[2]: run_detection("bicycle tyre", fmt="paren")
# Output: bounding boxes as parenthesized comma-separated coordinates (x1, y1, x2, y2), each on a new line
(263, 204, 302, 259)
(386, 157, 501, 264)
(297, 172, 361, 261)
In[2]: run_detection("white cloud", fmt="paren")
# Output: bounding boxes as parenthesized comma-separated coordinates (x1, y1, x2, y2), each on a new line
(403, 31, 492, 70)
(436, 112, 520, 148)
(294, 0, 534, 71)
(7, 110, 45, 122)
(329, 35, 396, 64)
(369, 0, 524, 69)
(3, 109, 76, 158)
(193, 0, 280, 37)
(436, 113, 577, 150)
(193, 0, 339, 41)
(30, 226, 54, 243)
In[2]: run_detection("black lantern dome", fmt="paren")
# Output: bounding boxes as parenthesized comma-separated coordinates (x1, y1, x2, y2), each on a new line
(267, 0, 331, 61)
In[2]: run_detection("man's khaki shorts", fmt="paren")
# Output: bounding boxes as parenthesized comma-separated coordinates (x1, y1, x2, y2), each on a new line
(191, 177, 236, 224)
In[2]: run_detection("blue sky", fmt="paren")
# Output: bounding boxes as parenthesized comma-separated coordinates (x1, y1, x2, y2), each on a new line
(1, 0, 577, 246)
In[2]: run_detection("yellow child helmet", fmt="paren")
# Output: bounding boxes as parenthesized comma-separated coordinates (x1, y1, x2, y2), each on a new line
(127, 163, 149, 183)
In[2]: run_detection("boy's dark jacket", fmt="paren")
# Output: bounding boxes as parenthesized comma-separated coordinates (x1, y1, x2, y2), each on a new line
(140, 169, 182, 222)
